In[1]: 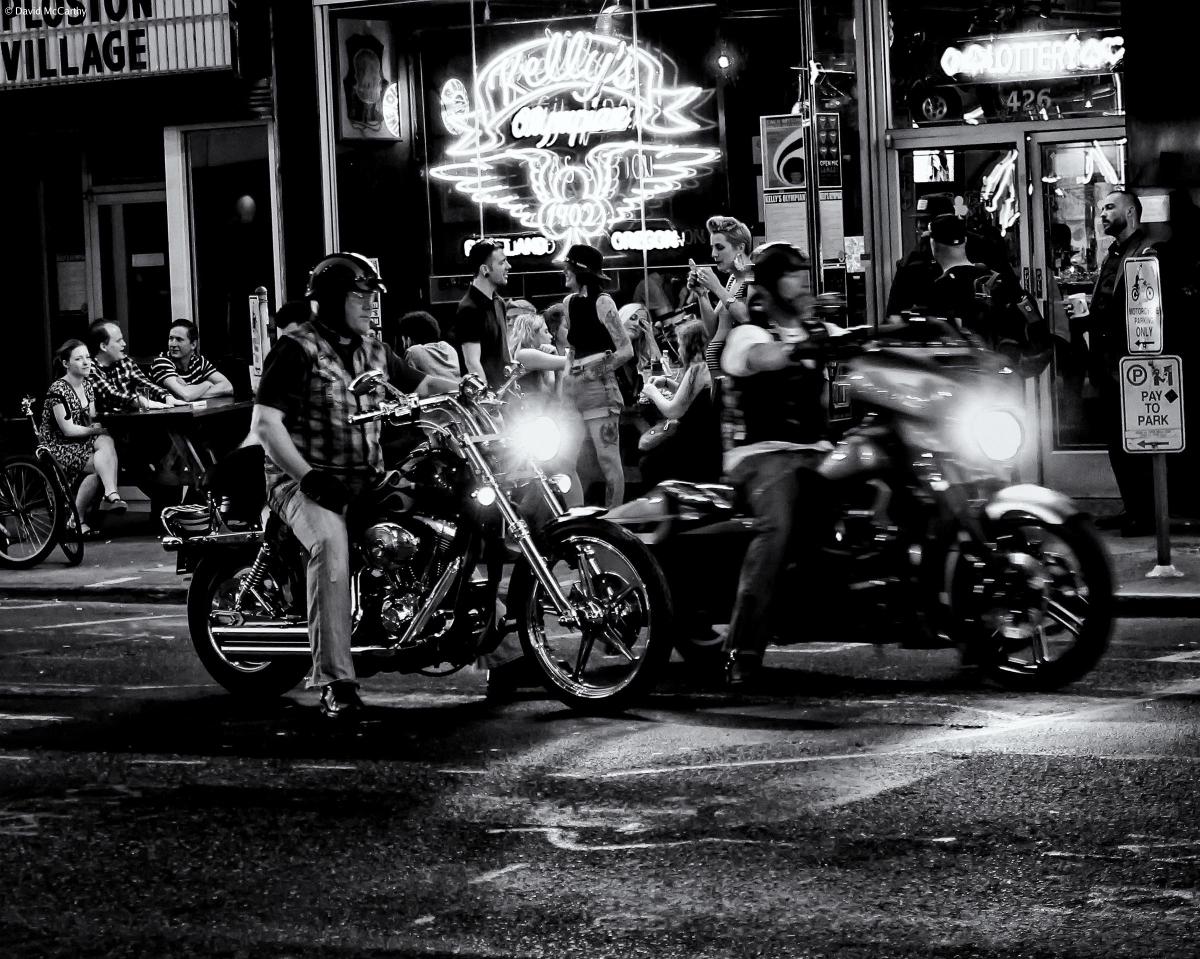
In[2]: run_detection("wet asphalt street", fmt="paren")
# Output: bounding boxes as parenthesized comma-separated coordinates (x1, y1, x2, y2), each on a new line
(1, 599, 1199, 958)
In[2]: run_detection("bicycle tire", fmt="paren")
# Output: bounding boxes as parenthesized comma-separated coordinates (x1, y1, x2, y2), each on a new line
(0, 454, 59, 568)
(49, 456, 85, 567)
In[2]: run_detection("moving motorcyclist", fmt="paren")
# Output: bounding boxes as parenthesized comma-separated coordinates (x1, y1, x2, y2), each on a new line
(253, 253, 455, 720)
(718, 243, 839, 687)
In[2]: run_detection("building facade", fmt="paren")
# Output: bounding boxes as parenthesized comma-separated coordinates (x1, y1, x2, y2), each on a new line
(0, 0, 325, 419)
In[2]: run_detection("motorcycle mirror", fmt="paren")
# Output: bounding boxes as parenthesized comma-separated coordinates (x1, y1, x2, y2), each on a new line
(350, 370, 385, 396)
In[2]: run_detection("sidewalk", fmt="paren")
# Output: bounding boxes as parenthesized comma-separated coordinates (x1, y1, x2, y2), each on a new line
(2, 510, 1199, 615)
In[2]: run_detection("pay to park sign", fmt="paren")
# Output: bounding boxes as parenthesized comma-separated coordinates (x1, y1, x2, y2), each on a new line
(1120, 355, 1186, 454)
(1124, 255, 1163, 354)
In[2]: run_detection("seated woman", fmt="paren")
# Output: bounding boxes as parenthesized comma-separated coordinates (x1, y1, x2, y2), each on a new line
(616, 301, 664, 407)
(637, 319, 722, 487)
(40, 339, 127, 533)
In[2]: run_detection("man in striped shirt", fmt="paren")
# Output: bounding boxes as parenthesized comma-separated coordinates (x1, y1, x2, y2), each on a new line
(150, 319, 234, 401)
(88, 320, 179, 415)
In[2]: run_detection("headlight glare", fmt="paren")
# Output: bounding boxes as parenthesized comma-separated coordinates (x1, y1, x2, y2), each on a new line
(511, 415, 562, 462)
(973, 409, 1023, 461)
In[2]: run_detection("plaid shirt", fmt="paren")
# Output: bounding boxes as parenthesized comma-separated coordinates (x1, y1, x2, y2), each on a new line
(90, 356, 169, 413)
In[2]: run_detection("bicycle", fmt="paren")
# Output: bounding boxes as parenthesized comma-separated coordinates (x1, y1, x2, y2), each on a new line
(0, 397, 85, 569)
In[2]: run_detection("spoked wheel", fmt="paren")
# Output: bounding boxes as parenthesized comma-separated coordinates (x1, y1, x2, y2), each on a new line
(188, 554, 310, 697)
(38, 452, 84, 567)
(0, 455, 59, 569)
(512, 519, 672, 714)
(953, 514, 1113, 690)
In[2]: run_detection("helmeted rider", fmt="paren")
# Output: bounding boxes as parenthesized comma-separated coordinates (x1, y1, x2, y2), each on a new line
(718, 242, 842, 687)
(252, 253, 457, 719)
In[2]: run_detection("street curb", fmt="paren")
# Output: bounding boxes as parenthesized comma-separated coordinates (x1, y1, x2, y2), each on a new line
(1114, 593, 1200, 618)
(1, 585, 1196, 617)
(0, 585, 188, 604)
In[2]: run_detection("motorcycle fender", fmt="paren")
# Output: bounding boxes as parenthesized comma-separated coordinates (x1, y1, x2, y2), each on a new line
(983, 484, 1084, 527)
(818, 432, 890, 483)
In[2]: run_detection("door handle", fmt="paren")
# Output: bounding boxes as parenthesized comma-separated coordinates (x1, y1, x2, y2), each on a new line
(1035, 267, 1044, 299)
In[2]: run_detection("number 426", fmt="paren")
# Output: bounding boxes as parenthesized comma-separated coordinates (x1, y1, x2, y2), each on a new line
(1006, 88, 1051, 112)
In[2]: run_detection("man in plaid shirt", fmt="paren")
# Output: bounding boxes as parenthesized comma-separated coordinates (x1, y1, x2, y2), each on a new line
(87, 320, 180, 415)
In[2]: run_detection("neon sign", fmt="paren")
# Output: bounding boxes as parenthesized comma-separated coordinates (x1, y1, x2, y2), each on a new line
(460, 234, 557, 258)
(940, 32, 1124, 82)
(431, 28, 720, 251)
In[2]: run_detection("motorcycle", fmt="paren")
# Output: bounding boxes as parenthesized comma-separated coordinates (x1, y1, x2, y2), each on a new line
(608, 317, 1114, 691)
(161, 367, 672, 713)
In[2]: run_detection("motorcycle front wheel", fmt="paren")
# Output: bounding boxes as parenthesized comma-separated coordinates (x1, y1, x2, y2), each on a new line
(510, 519, 672, 714)
(952, 514, 1113, 691)
(188, 554, 310, 698)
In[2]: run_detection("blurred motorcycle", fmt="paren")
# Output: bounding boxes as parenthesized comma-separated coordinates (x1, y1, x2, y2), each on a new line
(608, 317, 1114, 690)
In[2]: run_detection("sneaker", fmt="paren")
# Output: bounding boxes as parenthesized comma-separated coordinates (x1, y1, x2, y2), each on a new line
(319, 681, 365, 720)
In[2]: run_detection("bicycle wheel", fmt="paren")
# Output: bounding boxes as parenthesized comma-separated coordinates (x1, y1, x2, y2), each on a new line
(0, 455, 59, 568)
(41, 454, 85, 568)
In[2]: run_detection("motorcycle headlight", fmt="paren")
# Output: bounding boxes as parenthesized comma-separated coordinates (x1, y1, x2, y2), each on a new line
(972, 409, 1024, 462)
(510, 415, 562, 463)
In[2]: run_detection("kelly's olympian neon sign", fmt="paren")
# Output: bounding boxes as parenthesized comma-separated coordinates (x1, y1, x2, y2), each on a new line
(940, 31, 1124, 83)
(430, 28, 720, 251)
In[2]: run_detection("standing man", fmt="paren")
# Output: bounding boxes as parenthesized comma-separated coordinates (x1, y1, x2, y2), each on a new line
(1087, 190, 1157, 536)
(88, 320, 180, 415)
(150, 319, 235, 401)
(253, 253, 456, 720)
(451, 240, 512, 389)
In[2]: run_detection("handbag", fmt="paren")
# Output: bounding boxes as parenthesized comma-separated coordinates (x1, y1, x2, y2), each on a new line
(638, 417, 679, 453)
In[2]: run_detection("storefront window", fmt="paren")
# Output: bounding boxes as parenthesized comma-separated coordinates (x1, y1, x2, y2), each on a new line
(887, 0, 1124, 128)
(327, 2, 865, 324)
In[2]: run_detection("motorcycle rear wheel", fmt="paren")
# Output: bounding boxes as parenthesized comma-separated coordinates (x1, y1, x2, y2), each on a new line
(511, 519, 672, 714)
(954, 514, 1113, 691)
(189, 554, 310, 698)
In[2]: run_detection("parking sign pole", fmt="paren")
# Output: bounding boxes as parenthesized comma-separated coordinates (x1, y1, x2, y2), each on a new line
(1153, 453, 1171, 570)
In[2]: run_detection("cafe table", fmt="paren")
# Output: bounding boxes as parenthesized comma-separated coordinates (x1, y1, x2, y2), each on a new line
(97, 397, 254, 495)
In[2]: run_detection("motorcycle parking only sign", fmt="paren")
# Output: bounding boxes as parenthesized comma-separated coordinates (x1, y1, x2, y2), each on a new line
(1124, 255, 1163, 354)
(1121, 355, 1185, 453)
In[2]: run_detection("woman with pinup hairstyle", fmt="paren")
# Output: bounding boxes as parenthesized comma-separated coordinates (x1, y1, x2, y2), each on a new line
(560, 243, 633, 507)
(41, 339, 126, 535)
(690, 215, 753, 373)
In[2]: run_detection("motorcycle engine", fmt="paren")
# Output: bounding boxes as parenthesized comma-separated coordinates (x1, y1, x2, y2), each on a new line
(363, 522, 420, 570)
(357, 517, 458, 645)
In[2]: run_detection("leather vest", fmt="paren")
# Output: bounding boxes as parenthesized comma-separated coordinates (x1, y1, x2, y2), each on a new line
(727, 323, 828, 447)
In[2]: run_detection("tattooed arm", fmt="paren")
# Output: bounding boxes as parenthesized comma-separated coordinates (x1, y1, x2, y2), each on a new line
(590, 293, 633, 376)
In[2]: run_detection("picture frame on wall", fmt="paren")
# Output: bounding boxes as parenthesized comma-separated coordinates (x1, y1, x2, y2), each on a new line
(337, 19, 402, 141)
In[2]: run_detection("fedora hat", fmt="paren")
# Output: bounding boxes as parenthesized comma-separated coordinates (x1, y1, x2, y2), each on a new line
(562, 243, 611, 282)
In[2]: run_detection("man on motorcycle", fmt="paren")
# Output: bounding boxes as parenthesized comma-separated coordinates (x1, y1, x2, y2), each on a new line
(253, 253, 456, 720)
(718, 243, 839, 687)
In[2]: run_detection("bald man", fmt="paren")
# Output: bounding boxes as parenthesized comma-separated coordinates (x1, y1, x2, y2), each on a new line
(1088, 190, 1157, 535)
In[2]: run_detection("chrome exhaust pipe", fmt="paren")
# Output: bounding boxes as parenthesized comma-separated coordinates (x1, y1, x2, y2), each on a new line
(212, 623, 309, 656)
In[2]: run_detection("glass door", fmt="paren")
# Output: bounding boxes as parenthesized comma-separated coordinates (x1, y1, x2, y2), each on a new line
(892, 136, 1040, 480)
(1028, 129, 1127, 496)
(88, 191, 171, 363)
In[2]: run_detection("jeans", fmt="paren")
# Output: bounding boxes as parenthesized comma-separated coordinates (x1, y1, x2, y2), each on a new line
(723, 449, 830, 659)
(270, 477, 357, 689)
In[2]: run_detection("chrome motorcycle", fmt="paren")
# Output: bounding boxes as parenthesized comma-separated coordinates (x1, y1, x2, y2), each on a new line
(162, 367, 671, 713)
(609, 318, 1114, 691)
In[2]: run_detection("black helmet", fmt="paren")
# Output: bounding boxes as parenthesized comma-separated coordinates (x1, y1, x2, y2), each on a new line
(749, 241, 809, 296)
(305, 252, 387, 299)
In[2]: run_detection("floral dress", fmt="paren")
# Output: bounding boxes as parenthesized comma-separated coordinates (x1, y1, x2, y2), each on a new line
(40, 378, 95, 483)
